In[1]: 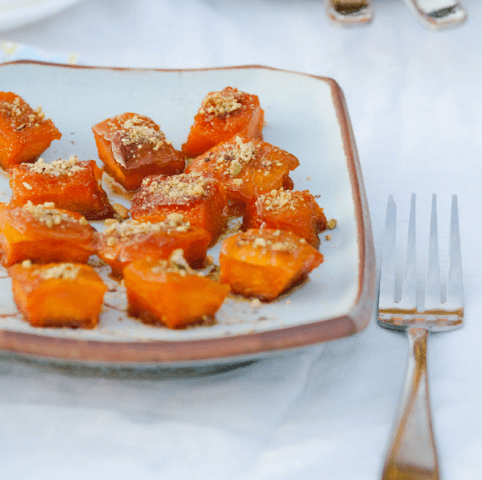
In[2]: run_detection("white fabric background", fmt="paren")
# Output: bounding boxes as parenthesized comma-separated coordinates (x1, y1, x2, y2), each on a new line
(1, 1, 481, 479)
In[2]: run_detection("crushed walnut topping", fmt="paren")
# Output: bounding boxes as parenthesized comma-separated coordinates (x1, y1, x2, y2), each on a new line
(111, 115, 168, 151)
(199, 91, 242, 117)
(327, 219, 337, 230)
(141, 172, 210, 203)
(257, 189, 299, 212)
(112, 203, 129, 220)
(147, 248, 203, 277)
(21, 201, 89, 228)
(38, 263, 81, 280)
(250, 298, 262, 310)
(0, 96, 45, 129)
(150, 249, 199, 277)
(26, 156, 86, 177)
(102, 213, 191, 244)
(212, 137, 257, 177)
(235, 231, 304, 254)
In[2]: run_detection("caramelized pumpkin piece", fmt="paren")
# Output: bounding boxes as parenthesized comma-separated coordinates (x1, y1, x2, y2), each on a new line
(96, 214, 210, 277)
(92, 113, 185, 191)
(182, 87, 264, 158)
(0, 92, 61, 170)
(124, 252, 230, 329)
(0, 202, 96, 267)
(243, 189, 328, 248)
(219, 229, 323, 301)
(130, 172, 228, 246)
(9, 261, 107, 329)
(10, 156, 115, 220)
(186, 136, 299, 214)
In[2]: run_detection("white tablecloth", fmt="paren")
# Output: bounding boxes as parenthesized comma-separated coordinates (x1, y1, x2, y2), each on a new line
(1, 1, 481, 479)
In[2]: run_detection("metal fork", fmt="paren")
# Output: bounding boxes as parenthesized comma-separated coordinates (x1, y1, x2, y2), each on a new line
(378, 194, 464, 480)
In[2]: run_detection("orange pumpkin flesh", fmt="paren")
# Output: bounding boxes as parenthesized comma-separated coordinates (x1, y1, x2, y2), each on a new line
(130, 173, 228, 246)
(219, 229, 323, 301)
(96, 216, 210, 277)
(10, 157, 115, 220)
(124, 258, 230, 329)
(185, 137, 299, 214)
(9, 262, 107, 329)
(243, 190, 328, 248)
(92, 113, 185, 191)
(0, 202, 96, 267)
(182, 87, 264, 158)
(0, 92, 61, 170)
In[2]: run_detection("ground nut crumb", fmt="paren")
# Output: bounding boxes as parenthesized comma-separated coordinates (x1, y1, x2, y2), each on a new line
(140, 172, 212, 205)
(250, 299, 261, 309)
(236, 230, 302, 254)
(200, 91, 242, 117)
(21, 201, 88, 228)
(214, 137, 257, 177)
(38, 263, 81, 280)
(112, 203, 129, 219)
(112, 115, 167, 149)
(102, 213, 191, 244)
(327, 219, 337, 230)
(0, 96, 46, 129)
(26, 156, 85, 176)
(258, 189, 298, 212)
(149, 249, 200, 276)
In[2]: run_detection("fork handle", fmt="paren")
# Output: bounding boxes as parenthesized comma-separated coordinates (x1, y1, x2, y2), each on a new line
(382, 327, 440, 480)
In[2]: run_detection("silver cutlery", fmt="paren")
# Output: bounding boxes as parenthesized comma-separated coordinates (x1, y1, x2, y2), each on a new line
(403, 0, 467, 30)
(325, 0, 467, 29)
(325, 0, 374, 26)
(378, 194, 464, 480)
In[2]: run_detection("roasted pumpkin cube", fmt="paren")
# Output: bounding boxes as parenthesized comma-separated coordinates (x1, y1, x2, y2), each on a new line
(0, 202, 96, 267)
(182, 87, 264, 158)
(9, 261, 107, 329)
(96, 214, 211, 276)
(124, 252, 230, 329)
(130, 172, 228, 246)
(92, 112, 185, 191)
(0, 92, 61, 170)
(243, 189, 328, 248)
(185, 136, 299, 214)
(219, 229, 323, 301)
(10, 156, 115, 220)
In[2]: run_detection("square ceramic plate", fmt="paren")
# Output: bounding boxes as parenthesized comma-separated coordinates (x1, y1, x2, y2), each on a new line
(0, 61, 376, 368)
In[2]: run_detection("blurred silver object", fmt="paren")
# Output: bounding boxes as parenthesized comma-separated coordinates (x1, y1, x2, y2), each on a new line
(403, 0, 467, 29)
(325, 0, 467, 29)
(325, 0, 374, 26)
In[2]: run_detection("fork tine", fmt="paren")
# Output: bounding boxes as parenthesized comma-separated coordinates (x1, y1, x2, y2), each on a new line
(424, 194, 442, 311)
(378, 195, 397, 311)
(397, 193, 417, 311)
(446, 195, 464, 310)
